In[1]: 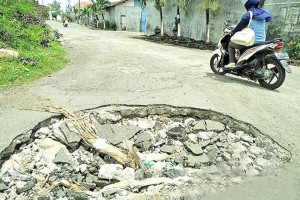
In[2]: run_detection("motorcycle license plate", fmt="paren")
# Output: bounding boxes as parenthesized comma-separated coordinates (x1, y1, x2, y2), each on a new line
(275, 52, 289, 60)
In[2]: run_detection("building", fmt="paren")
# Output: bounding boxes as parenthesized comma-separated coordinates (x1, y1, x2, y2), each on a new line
(72, 1, 92, 9)
(105, 0, 147, 32)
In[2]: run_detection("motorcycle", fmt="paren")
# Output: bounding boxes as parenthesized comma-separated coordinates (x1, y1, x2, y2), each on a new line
(210, 21, 291, 90)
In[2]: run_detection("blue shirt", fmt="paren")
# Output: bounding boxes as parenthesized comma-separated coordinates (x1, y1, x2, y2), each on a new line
(250, 19, 266, 44)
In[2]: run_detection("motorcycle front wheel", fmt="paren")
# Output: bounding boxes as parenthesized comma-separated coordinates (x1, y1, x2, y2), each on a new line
(210, 54, 226, 75)
(258, 57, 286, 90)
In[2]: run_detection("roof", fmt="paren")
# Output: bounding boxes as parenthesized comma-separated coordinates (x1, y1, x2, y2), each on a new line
(110, 0, 128, 7)
(72, 2, 92, 9)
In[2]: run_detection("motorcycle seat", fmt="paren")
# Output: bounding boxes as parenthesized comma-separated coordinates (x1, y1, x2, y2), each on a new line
(250, 38, 283, 47)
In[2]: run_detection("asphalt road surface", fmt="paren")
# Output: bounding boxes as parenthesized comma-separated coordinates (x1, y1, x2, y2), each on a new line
(0, 21, 299, 200)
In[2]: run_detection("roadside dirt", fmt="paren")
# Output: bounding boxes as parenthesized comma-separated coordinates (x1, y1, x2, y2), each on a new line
(0, 21, 299, 199)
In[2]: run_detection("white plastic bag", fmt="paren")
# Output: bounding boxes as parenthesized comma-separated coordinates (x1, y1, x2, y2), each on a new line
(231, 11, 255, 46)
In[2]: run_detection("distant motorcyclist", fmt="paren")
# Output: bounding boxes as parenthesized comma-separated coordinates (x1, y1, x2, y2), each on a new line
(63, 18, 69, 28)
(225, 0, 272, 69)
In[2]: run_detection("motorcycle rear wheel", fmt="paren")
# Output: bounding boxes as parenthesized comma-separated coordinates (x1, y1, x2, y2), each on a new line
(258, 57, 286, 90)
(210, 54, 226, 75)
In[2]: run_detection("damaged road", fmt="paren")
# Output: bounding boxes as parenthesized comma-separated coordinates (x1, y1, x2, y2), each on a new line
(0, 21, 300, 200)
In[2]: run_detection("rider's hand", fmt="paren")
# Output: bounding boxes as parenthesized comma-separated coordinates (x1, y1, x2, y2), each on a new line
(224, 28, 232, 35)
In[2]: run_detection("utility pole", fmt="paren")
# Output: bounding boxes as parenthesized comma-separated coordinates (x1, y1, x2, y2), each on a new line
(79, 0, 81, 9)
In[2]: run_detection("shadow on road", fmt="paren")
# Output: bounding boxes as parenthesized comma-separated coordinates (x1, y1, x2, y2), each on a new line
(204, 72, 280, 92)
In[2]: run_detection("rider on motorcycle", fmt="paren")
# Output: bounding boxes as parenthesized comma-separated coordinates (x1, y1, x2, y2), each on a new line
(225, 0, 272, 69)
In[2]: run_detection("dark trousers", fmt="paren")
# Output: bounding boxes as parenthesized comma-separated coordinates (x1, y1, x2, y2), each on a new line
(228, 41, 246, 63)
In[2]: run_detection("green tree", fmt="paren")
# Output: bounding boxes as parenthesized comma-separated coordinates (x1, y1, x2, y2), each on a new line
(48, 0, 61, 19)
(91, 0, 111, 29)
(173, 0, 192, 37)
(82, 6, 92, 25)
(198, 0, 219, 43)
(73, 7, 80, 23)
(154, 0, 165, 36)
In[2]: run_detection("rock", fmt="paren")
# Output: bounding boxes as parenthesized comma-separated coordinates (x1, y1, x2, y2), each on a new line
(66, 190, 89, 200)
(239, 155, 253, 171)
(246, 167, 260, 177)
(95, 179, 111, 188)
(185, 142, 203, 155)
(210, 136, 220, 144)
(59, 123, 81, 147)
(240, 141, 251, 147)
(160, 145, 174, 154)
(135, 130, 154, 150)
(53, 147, 72, 165)
(205, 120, 224, 131)
(157, 130, 167, 139)
(16, 180, 36, 194)
(186, 154, 210, 167)
(249, 145, 265, 156)
(153, 121, 164, 132)
(8, 169, 32, 181)
(187, 134, 198, 143)
(35, 138, 65, 163)
(0, 49, 19, 59)
(166, 127, 184, 138)
(128, 193, 148, 200)
(198, 132, 213, 140)
(94, 123, 141, 145)
(102, 188, 123, 197)
(240, 135, 254, 144)
(153, 162, 167, 171)
(79, 164, 87, 173)
(163, 169, 186, 178)
(203, 164, 219, 174)
(193, 121, 206, 130)
(98, 164, 134, 181)
(56, 189, 65, 198)
(37, 197, 51, 200)
(137, 118, 155, 129)
(256, 158, 274, 168)
(184, 118, 195, 127)
(200, 140, 211, 148)
(135, 169, 152, 180)
(174, 151, 188, 164)
(231, 142, 247, 159)
(206, 146, 219, 161)
(76, 174, 85, 183)
(222, 152, 231, 161)
(85, 174, 97, 183)
(0, 181, 8, 192)
(82, 182, 96, 190)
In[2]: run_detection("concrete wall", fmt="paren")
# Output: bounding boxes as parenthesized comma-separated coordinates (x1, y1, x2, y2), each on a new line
(106, 0, 141, 32)
(146, 0, 300, 43)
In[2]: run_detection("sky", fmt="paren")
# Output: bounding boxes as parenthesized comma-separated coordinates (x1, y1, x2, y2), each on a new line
(38, 0, 92, 11)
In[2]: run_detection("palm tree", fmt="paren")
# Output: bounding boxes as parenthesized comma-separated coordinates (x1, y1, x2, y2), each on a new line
(73, 7, 80, 23)
(82, 6, 92, 25)
(154, 0, 165, 36)
(198, 0, 219, 43)
(172, 0, 192, 37)
(91, 0, 111, 29)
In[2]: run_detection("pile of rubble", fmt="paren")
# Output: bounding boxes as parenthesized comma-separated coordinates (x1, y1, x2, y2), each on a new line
(0, 105, 291, 200)
(141, 35, 217, 50)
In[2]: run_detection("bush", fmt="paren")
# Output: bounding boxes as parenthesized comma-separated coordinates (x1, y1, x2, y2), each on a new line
(287, 36, 300, 60)
(154, 26, 161, 34)
(109, 20, 117, 30)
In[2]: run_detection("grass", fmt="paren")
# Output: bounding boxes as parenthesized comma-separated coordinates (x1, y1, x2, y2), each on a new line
(0, 42, 68, 90)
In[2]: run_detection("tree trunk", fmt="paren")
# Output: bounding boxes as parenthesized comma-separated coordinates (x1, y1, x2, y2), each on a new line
(177, 7, 180, 37)
(205, 9, 210, 43)
(102, 13, 105, 29)
(160, 8, 164, 36)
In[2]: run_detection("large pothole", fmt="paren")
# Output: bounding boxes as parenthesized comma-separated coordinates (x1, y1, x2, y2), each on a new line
(0, 105, 291, 200)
